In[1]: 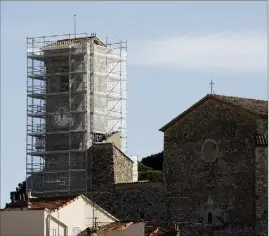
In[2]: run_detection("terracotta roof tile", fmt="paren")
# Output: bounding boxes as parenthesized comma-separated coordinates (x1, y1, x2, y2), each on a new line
(95, 220, 146, 232)
(146, 227, 166, 236)
(7, 195, 78, 211)
(31, 195, 78, 210)
(6, 200, 31, 209)
(100, 222, 133, 231)
(43, 36, 105, 49)
(145, 226, 179, 236)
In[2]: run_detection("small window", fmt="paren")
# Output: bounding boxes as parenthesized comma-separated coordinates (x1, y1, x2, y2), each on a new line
(208, 212, 213, 224)
(202, 139, 218, 163)
(140, 212, 144, 219)
(50, 229, 56, 236)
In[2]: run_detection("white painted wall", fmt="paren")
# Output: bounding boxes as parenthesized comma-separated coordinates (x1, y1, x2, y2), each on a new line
(0, 210, 46, 236)
(1, 196, 116, 236)
(130, 156, 138, 182)
(49, 196, 116, 236)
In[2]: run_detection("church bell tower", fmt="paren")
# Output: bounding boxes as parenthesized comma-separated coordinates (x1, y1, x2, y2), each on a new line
(26, 33, 127, 196)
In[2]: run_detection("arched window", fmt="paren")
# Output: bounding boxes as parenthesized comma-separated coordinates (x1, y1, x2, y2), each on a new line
(208, 212, 213, 224)
(202, 139, 218, 163)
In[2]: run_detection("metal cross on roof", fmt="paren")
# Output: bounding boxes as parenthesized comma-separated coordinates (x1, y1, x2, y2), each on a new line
(209, 80, 215, 94)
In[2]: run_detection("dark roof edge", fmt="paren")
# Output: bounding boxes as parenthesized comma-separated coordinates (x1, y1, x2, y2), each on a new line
(91, 142, 133, 163)
(113, 145, 134, 163)
(159, 94, 268, 132)
(159, 94, 209, 132)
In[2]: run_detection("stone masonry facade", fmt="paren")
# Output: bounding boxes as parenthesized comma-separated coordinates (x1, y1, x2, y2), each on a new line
(84, 95, 268, 235)
(113, 146, 133, 184)
(255, 146, 268, 236)
(255, 119, 268, 236)
(84, 142, 167, 228)
(88, 182, 167, 227)
(161, 96, 267, 235)
(31, 94, 268, 235)
(87, 143, 134, 191)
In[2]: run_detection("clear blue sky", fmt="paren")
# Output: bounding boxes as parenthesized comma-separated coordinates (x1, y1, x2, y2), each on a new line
(1, 1, 267, 207)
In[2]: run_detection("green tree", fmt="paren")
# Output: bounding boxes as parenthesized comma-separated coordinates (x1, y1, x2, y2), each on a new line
(141, 152, 163, 171)
(138, 162, 163, 182)
(138, 152, 164, 182)
(138, 162, 153, 172)
(138, 170, 163, 182)
(5, 181, 26, 208)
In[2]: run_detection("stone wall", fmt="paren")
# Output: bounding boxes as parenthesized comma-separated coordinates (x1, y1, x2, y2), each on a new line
(88, 143, 115, 191)
(87, 143, 167, 227)
(256, 119, 268, 135)
(113, 146, 133, 183)
(178, 224, 255, 236)
(163, 99, 258, 231)
(88, 142, 134, 190)
(255, 146, 268, 236)
(87, 181, 167, 227)
(255, 118, 268, 236)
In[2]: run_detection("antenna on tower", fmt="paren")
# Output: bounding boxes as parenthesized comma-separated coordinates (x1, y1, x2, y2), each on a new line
(74, 14, 77, 38)
(209, 79, 215, 94)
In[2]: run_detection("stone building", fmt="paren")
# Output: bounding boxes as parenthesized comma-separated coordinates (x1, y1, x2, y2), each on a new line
(28, 94, 268, 235)
(159, 94, 268, 235)
(89, 94, 267, 235)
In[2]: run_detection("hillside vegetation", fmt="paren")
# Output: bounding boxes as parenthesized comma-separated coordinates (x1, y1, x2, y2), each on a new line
(138, 151, 163, 182)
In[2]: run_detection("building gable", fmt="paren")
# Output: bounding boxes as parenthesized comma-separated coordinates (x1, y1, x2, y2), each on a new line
(160, 94, 268, 132)
(162, 94, 266, 229)
(80, 195, 119, 222)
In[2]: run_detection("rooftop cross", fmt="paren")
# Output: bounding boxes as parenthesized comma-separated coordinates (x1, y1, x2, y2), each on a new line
(209, 80, 215, 94)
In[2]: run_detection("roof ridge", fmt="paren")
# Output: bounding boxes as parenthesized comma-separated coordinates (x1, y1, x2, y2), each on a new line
(160, 94, 268, 132)
(30, 194, 78, 202)
(208, 94, 267, 102)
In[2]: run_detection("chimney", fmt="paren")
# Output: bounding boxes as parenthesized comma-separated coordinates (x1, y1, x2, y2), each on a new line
(86, 227, 91, 236)
(27, 189, 32, 199)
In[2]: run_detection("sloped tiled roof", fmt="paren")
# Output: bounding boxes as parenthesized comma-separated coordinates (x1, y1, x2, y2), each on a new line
(100, 221, 134, 231)
(6, 195, 78, 211)
(81, 221, 178, 236)
(30, 195, 77, 210)
(4, 194, 119, 222)
(42, 36, 105, 50)
(145, 226, 178, 236)
(147, 227, 167, 236)
(211, 94, 268, 117)
(160, 94, 268, 132)
(80, 222, 144, 236)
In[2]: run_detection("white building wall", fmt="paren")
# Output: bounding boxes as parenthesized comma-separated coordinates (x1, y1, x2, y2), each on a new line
(0, 210, 46, 236)
(50, 196, 115, 236)
(130, 156, 138, 182)
(1, 196, 116, 236)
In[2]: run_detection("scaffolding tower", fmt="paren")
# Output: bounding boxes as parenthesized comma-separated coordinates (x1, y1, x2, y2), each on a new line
(26, 33, 127, 196)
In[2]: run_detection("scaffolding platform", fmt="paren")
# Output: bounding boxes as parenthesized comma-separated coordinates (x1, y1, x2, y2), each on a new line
(26, 33, 127, 196)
